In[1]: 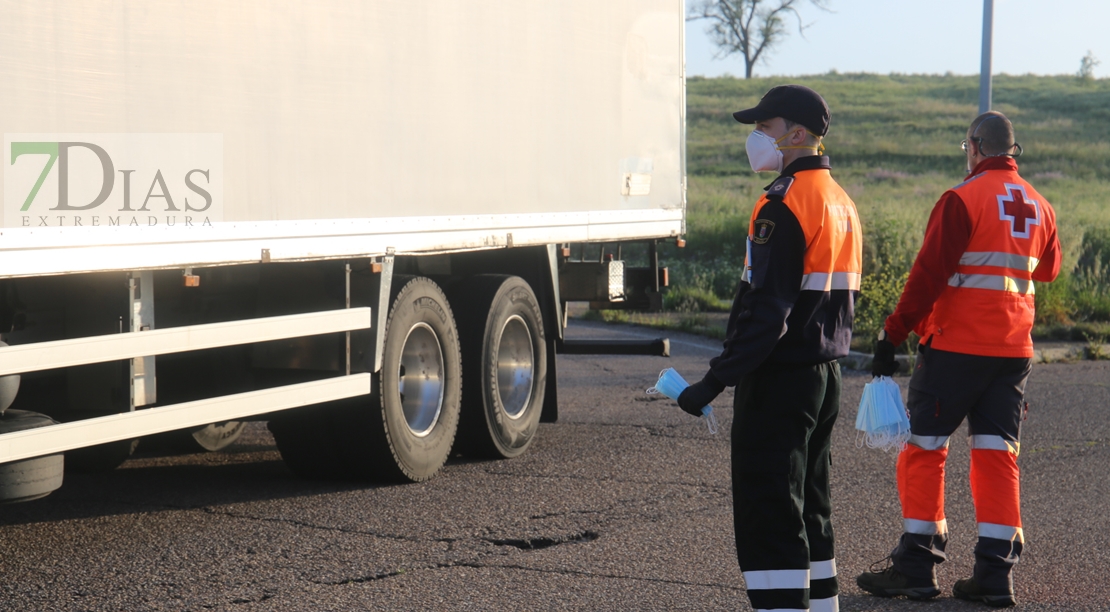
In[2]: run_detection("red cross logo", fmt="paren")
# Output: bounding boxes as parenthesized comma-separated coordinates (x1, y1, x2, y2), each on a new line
(997, 183, 1039, 238)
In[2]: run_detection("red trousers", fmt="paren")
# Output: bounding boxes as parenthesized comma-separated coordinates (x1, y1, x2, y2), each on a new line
(892, 345, 1028, 592)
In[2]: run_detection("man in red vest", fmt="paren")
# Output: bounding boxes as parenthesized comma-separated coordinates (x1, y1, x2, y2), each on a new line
(857, 111, 1061, 608)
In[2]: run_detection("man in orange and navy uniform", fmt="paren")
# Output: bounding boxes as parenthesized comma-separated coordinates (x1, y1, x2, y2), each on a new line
(857, 111, 1060, 608)
(677, 85, 862, 612)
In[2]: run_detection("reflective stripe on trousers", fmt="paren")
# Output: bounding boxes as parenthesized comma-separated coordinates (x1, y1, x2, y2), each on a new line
(811, 559, 836, 580)
(970, 433, 1020, 455)
(755, 599, 840, 612)
(743, 569, 809, 590)
(753, 598, 840, 612)
(979, 522, 1024, 542)
(909, 434, 950, 451)
(905, 518, 948, 535)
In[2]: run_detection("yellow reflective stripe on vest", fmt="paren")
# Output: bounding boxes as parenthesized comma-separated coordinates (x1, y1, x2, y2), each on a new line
(959, 251, 1040, 272)
(742, 569, 810, 590)
(948, 273, 1035, 295)
(799, 272, 861, 291)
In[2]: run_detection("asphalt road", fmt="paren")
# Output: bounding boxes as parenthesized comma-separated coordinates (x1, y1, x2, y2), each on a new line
(1, 319, 1108, 611)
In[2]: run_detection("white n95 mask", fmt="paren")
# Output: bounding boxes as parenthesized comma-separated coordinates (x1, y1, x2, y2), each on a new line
(746, 130, 785, 173)
(746, 128, 818, 173)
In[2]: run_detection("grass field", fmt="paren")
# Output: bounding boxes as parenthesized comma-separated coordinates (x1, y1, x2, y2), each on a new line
(660, 73, 1110, 345)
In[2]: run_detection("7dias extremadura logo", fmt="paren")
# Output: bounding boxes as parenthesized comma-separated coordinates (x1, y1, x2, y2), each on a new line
(4, 134, 223, 228)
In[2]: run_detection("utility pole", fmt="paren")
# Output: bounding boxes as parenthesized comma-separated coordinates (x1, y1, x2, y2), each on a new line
(979, 0, 994, 114)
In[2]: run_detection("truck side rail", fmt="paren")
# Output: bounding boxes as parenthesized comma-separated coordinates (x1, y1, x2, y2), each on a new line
(0, 375, 370, 464)
(0, 307, 373, 463)
(0, 308, 371, 376)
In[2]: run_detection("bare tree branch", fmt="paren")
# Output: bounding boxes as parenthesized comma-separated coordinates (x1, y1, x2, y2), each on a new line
(688, 0, 830, 78)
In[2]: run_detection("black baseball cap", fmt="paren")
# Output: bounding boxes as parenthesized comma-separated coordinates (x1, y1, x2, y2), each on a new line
(733, 85, 830, 137)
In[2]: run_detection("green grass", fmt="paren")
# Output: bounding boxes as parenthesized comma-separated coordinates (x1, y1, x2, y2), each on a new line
(667, 73, 1110, 341)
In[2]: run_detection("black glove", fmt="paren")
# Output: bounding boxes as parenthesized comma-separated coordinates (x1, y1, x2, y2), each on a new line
(871, 330, 898, 377)
(677, 373, 725, 416)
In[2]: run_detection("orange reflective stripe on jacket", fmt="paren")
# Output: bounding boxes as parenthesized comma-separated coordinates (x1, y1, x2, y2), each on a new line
(924, 172, 1057, 357)
(749, 169, 862, 293)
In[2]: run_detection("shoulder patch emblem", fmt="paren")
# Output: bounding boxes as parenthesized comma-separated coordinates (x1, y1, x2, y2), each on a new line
(752, 219, 775, 244)
(767, 175, 795, 198)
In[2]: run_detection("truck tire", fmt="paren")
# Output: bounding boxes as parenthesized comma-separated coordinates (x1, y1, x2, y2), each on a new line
(0, 341, 20, 413)
(449, 276, 545, 459)
(333, 276, 461, 482)
(0, 410, 64, 503)
(188, 421, 246, 451)
(146, 421, 246, 454)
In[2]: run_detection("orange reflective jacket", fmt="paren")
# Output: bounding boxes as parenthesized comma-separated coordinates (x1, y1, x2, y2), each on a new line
(710, 158, 861, 383)
(749, 168, 862, 293)
(921, 169, 1058, 357)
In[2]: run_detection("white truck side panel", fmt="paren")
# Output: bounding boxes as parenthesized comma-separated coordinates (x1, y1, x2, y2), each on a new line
(0, 0, 686, 277)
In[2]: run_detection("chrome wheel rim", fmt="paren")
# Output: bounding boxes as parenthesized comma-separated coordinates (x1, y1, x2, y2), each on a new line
(399, 322, 445, 437)
(496, 315, 534, 419)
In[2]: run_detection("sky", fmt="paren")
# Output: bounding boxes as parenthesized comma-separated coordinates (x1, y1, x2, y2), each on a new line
(685, 0, 1109, 79)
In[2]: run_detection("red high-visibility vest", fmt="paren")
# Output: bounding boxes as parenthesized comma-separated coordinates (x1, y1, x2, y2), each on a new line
(921, 170, 1057, 357)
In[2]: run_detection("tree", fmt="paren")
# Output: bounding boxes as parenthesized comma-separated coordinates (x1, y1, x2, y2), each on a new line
(1078, 50, 1100, 81)
(688, 0, 830, 79)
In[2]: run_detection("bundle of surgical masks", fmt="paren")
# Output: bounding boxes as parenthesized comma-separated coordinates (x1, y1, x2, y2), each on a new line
(646, 368, 719, 434)
(856, 376, 911, 452)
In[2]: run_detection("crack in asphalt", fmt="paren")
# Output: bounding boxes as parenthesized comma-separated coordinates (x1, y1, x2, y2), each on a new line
(484, 530, 599, 550)
(196, 506, 460, 545)
(316, 558, 745, 593)
(511, 489, 728, 539)
(24, 497, 442, 547)
(313, 569, 409, 585)
(84, 481, 727, 563)
(89, 476, 733, 597)
(451, 561, 745, 592)
(109, 488, 721, 558)
(528, 508, 606, 520)
(478, 467, 732, 494)
(307, 532, 601, 588)
(640, 426, 720, 440)
(229, 592, 276, 605)
(308, 550, 746, 594)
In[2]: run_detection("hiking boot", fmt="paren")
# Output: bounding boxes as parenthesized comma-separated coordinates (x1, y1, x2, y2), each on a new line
(953, 577, 1016, 608)
(856, 558, 940, 601)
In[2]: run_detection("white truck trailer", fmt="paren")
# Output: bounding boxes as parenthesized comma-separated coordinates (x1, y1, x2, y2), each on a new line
(0, 0, 686, 502)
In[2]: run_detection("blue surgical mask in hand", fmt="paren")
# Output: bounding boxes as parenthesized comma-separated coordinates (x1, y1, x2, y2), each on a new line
(855, 376, 910, 452)
(647, 368, 719, 434)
